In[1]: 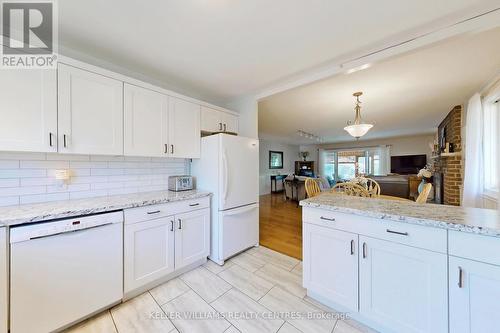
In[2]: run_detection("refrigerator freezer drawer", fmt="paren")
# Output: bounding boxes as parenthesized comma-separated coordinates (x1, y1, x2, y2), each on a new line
(220, 203, 259, 260)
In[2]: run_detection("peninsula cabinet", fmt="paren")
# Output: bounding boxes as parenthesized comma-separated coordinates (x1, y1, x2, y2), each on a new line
(358, 236, 447, 333)
(201, 106, 238, 134)
(0, 227, 6, 333)
(124, 84, 169, 157)
(448, 231, 500, 333)
(58, 63, 124, 155)
(0, 69, 57, 153)
(303, 223, 358, 311)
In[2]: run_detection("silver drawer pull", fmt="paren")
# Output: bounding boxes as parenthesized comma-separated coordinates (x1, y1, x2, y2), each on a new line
(386, 229, 408, 236)
(189, 203, 200, 207)
(147, 210, 161, 215)
(320, 216, 336, 222)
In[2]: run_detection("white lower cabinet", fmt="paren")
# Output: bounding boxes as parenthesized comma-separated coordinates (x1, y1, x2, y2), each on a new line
(174, 209, 210, 269)
(124, 201, 210, 295)
(124, 216, 175, 294)
(359, 236, 448, 333)
(0, 228, 7, 333)
(449, 256, 500, 333)
(303, 223, 358, 311)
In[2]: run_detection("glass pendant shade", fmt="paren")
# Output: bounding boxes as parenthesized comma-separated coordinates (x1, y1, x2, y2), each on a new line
(344, 123, 373, 138)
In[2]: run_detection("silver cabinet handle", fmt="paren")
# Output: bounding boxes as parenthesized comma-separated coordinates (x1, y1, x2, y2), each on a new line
(49, 132, 54, 147)
(170, 220, 174, 232)
(171, 144, 174, 154)
(147, 210, 160, 215)
(219, 123, 223, 131)
(458, 266, 463, 288)
(223, 123, 227, 132)
(362, 242, 367, 258)
(189, 203, 200, 207)
(350, 239, 355, 255)
(164, 144, 168, 154)
(320, 216, 335, 222)
(386, 229, 409, 236)
(178, 218, 182, 230)
(63, 134, 67, 148)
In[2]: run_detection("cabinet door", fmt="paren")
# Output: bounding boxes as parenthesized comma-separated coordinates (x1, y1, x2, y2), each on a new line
(449, 256, 500, 333)
(124, 217, 175, 294)
(175, 208, 210, 269)
(359, 236, 447, 333)
(221, 112, 239, 134)
(58, 63, 123, 155)
(124, 84, 168, 157)
(0, 228, 6, 333)
(303, 223, 358, 311)
(0, 69, 57, 152)
(201, 106, 222, 132)
(168, 97, 201, 158)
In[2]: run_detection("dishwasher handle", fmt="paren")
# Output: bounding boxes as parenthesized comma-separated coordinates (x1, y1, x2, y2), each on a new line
(29, 223, 114, 241)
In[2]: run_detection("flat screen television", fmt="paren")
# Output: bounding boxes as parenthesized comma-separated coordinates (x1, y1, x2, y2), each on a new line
(391, 155, 427, 175)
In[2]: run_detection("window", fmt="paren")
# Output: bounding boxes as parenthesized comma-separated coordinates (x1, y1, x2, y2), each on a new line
(319, 146, 390, 182)
(483, 100, 499, 194)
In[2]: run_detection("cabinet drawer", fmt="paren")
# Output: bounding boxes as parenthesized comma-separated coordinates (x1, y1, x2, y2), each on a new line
(124, 197, 210, 225)
(449, 230, 500, 266)
(303, 208, 447, 253)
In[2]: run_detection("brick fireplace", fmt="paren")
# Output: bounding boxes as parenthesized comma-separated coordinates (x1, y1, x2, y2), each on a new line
(434, 106, 463, 206)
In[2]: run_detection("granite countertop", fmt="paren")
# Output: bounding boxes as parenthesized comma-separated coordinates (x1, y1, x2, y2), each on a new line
(0, 190, 211, 227)
(300, 193, 500, 237)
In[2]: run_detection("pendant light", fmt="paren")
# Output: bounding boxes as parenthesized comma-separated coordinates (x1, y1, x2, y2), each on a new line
(344, 92, 373, 139)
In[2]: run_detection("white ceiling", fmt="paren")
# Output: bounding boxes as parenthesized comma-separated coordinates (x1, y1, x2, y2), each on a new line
(258, 27, 500, 145)
(58, 0, 498, 104)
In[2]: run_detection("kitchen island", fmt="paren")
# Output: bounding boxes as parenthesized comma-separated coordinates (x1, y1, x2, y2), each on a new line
(300, 193, 500, 333)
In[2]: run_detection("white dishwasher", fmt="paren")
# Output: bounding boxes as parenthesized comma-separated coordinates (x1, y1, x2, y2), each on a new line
(10, 211, 123, 333)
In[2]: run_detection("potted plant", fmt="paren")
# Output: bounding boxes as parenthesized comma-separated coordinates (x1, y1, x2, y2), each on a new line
(417, 164, 433, 193)
(299, 151, 309, 161)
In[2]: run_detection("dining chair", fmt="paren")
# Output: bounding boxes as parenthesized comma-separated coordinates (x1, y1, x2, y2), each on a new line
(415, 183, 433, 204)
(331, 182, 370, 197)
(365, 178, 381, 197)
(305, 178, 321, 198)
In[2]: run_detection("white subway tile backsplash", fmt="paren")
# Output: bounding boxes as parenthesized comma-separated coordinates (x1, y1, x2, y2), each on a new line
(20, 193, 70, 205)
(0, 179, 20, 188)
(0, 169, 46, 178)
(20, 160, 69, 169)
(70, 161, 108, 169)
(0, 196, 19, 207)
(0, 152, 188, 206)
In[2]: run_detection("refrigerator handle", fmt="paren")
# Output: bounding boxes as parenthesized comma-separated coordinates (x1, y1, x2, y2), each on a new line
(223, 204, 258, 216)
(222, 149, 229, 203)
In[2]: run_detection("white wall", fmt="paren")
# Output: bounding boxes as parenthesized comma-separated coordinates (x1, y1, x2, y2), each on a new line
(0, 152, 187, 206)
(259, 141, 299, 195)
(227, 96, 258, 139)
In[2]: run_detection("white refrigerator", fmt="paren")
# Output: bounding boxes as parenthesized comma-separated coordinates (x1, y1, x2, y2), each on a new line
(192, 134, 259, 265)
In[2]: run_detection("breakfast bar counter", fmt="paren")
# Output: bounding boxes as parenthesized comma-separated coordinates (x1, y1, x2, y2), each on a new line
(300, 193, 500, 237)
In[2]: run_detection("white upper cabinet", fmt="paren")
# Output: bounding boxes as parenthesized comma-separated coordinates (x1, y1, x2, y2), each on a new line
(58, 63, 124, 155)
(221, 111, 239, 134)
(168, 97, 201, 159)
(201, 106, 238, 134)
(124, 84, 168, 157)
(359, 236, 448, 333)
(0, 69, 57, 152)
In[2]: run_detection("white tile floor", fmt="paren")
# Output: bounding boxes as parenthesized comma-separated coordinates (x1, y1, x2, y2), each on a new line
(66, 246, 378, 333)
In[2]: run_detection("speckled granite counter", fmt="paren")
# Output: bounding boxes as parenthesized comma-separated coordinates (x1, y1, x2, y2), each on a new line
(300, 193, 500, 237)
(0, 190, 211, 227)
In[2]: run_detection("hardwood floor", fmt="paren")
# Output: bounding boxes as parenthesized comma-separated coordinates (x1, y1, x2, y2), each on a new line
(259, 193, 302, 260)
